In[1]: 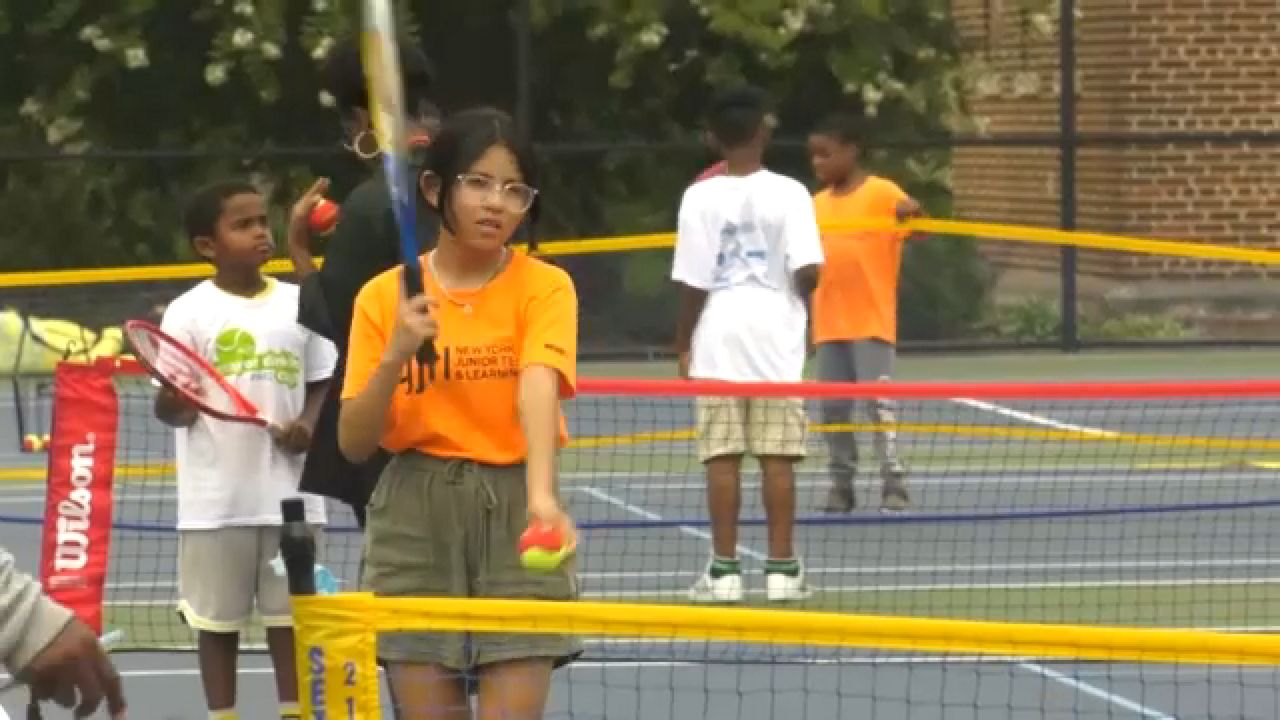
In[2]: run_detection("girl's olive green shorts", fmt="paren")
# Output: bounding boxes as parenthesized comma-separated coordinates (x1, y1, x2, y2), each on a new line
(363, 452, 581, 672)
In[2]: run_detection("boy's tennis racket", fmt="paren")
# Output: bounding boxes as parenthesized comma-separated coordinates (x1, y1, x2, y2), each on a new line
(123, 319, 270, 428)
(361, 0, 438, 367)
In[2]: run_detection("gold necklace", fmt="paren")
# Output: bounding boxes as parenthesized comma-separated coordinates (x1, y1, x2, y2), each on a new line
(428, 248, 509, 315)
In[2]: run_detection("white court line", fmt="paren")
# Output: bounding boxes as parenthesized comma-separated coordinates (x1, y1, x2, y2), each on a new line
(3, 471, 1269, 501)
(106, 581, 178, 590)
(575, 557, 1280, 581)
(0, 468, 1272, 496)
(103, 575, 1280, 605)
(0, 492, 177, 506)
(2, 664, 699, 684)
(579, 486, 766, 561)
(572, 576, 1280, 598)
(1018, 662, 1176, 719)
(563, 473, 1276, 490)
(104, 557, 1280, 590)
(563, 467, 1265, 477)
(1, 658, 1265, 686)
(76, 634, 1280, 656)
(952, 398, 1119, 437)
(1074, 665, 1280, 679)
(0, 491, 46, 504)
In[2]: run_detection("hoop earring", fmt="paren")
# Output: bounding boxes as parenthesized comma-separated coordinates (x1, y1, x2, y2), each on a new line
(344, 130, 381, 161)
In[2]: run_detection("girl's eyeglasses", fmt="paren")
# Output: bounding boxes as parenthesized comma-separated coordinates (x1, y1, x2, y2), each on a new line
(457, 173, 538, 213)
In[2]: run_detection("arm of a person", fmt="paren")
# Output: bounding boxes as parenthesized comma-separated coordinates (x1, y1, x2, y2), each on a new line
(519, 275, 579, 514)
(889, 182, 926, 239)
(285, 178, 333, 281)
(299, 332, 339, 431)
(286, 230, 319, 281)
(788, 186, 826, 342)
(338, 280, 420, 463)
(298, 380, 329, 432)
(789, 190, 823, 299)
(153, 303, 199, 428)
(674, 284, 708, 353)
(272, 378, 331, 454)
(297, 184, 399, 346)
(154, 387, 198, 428)
(338, 361, 402, 463)
(337, 284, 394, 463)
(670, 191, 716, 360)
(0, 547, 73, 673)
(520, 365, 562, 512)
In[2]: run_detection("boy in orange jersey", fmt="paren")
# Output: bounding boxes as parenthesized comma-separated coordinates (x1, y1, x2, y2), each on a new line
(807, 111, 923, 514)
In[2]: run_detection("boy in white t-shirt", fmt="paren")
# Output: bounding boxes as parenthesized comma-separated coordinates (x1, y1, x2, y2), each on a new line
(154, 180, 336, 720)
(671, 86, 824, 604)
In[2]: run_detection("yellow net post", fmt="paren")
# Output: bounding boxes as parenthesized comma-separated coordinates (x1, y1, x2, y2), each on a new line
(292, 594, 380, 719)
(281, 498, 380, 718)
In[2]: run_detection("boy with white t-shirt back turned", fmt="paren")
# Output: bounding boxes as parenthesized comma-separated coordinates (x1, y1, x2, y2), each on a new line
(671, 86, 824, 604)
(154, 180, 337, 720)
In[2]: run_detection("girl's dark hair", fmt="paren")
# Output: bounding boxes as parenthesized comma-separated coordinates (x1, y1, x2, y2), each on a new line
(423, 107, 540, 246)
(811, 111, 863, 147)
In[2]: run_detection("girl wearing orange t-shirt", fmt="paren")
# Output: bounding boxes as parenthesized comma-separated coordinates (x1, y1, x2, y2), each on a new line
(807, 111, 923, 515)
(338, 108, 580, 719)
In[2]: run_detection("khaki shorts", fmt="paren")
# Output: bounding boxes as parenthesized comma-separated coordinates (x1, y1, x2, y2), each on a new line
(363, 452, 581, 671)
(178, 526, 317, 633)
(696, 397, 809, 462)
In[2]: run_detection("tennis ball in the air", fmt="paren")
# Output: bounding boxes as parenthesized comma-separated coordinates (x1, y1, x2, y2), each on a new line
(308, 198, 339, 236)
(519, 522, 570, 573)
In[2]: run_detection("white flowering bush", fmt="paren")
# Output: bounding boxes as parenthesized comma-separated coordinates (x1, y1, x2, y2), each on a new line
(526, 0, 1055, 344)
(0, 0, 1049, 326)
(0, 0, 388, 269)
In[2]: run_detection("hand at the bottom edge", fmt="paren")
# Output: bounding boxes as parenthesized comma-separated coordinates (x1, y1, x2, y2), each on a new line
(23, 618, 127, 719)
(527, 495, 579, 555)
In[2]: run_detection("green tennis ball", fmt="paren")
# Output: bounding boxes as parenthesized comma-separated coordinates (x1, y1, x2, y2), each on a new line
(520, 546, 571, 573)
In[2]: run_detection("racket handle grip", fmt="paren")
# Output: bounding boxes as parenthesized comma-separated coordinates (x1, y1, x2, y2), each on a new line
(280, 498, 316, 596)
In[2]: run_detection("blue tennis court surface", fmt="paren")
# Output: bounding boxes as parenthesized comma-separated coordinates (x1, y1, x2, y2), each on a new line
(5, 353, 1280, 716)
(7, 655, 1279, 718)
(1, 464, 1279, 718)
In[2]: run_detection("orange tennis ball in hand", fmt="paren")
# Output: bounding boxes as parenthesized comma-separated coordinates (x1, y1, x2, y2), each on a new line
(308, 198, 339, 236)
(519, 521, 570, 572)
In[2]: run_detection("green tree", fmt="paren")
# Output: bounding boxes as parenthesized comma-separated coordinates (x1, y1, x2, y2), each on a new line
(0, 0, 401, 271)
(0, 0, 1031, 346)
(528, 0, 990, 346)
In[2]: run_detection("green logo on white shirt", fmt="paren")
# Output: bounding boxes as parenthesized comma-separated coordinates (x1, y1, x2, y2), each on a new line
(213, 328, 301, 388)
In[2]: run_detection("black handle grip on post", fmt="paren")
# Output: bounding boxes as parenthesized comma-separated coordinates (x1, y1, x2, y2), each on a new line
(280, 498, 316, 596)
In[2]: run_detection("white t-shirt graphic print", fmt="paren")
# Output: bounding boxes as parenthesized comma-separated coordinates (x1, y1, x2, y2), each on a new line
(160, 279, 337, 529)
(671, 169, 824, 382)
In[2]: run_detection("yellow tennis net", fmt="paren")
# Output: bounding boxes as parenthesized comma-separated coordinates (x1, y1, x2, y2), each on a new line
(290, 591, 1280, 718)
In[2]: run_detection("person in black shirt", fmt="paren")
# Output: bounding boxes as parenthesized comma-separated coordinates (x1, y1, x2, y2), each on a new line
(286, 37, 441, 529)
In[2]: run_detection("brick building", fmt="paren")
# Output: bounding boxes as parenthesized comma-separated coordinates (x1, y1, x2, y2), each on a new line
(948, 0, 1280, 331)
